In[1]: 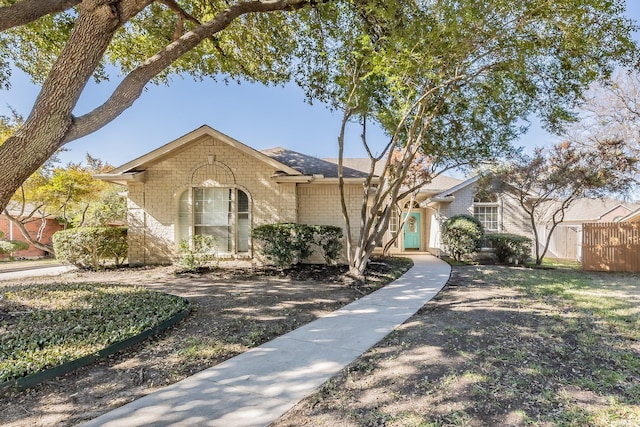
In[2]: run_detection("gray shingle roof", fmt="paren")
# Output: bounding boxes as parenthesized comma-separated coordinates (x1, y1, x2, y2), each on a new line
(261, 148, 370, 178)
(324, 157, 464, 192)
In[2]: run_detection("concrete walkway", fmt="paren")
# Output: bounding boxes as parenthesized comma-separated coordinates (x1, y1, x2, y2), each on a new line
(82, 255, 451, 427)
(0, 264, 76, 280)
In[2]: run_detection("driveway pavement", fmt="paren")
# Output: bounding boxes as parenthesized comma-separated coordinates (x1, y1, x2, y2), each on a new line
(0, 264, 76, 280)
(81, 254, 451, 427)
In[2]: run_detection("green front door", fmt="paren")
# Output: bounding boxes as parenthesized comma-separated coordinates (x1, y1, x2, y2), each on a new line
(403, 212, 421, 250)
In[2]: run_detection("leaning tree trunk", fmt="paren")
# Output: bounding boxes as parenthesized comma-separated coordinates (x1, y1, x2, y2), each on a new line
(4, 214, 55, 255)
(0, 0, 311, 213)
(0, 0, 129, 212)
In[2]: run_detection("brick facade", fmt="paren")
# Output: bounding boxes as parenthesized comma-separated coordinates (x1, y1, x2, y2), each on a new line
(0, 215, 63, 258)
(101, 126, 543, 265)
(125, 136, 300, 264)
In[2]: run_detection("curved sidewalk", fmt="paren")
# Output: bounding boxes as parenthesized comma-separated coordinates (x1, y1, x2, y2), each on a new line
(82, 255, 450, 427)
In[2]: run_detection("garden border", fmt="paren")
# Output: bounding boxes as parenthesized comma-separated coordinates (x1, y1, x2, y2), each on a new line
(0, 301, 191, 392)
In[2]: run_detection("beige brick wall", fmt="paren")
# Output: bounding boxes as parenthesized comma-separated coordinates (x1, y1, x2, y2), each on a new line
(500, 195, 532, 237)
(440, 184, 475, 219)
(126, 136, 297, 265)
(297, 183, 362, 263)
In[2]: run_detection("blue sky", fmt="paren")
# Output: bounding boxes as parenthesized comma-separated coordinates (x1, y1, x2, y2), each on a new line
(1, 2, 639, 172)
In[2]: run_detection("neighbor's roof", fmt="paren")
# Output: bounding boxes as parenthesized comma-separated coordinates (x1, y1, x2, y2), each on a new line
(263, 148, 369, 178)
(541, 198, 640, 222)
(621, 208, 640, 222)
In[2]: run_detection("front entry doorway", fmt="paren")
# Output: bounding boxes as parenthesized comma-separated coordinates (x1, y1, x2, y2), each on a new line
(403, 212, 421, 250)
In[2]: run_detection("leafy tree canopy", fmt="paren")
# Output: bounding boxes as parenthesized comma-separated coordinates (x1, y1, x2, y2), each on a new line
(0, 0, 637, 218)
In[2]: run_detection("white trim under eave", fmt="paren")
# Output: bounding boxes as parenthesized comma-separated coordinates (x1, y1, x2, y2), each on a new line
(420, 196, 455, 207)
(432, 175, 480, 199)
(108, 125, 302, 176)
(94, 171, 146, 185)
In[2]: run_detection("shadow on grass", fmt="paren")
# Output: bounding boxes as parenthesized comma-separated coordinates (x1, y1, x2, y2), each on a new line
(274, 265, 640, 427)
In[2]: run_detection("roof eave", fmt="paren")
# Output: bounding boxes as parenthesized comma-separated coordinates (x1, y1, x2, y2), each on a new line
(108, 125, 302, 176)
(94, 171, 146, 185)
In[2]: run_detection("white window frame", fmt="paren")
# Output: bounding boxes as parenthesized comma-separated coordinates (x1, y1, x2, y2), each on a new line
(473, 202, 500, 232)
(177, 187, 251, 255)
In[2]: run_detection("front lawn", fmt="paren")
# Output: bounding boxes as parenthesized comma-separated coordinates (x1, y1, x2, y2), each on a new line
(274, 265, 640, 427)
(0, 283, 188, 384)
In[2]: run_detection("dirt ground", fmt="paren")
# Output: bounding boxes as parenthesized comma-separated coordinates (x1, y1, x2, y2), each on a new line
(4, 262, 637, 427)
(273, 266, 640, 427)
(0, 258, 410, 427)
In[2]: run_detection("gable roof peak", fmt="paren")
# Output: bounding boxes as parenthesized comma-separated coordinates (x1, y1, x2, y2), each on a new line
(105, 125, 301, 176)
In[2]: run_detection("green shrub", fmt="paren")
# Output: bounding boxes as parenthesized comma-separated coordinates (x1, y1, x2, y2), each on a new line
(52, 227, 127, 270)
(251, 223, 314, 267)
(441, 214, 484, 261)
(312, 225, 343, 265)
(485, 233, 532, 264)
(0, 240, 13, 255)
(0, 240, 29, 256)
(177, 234, 218, 271)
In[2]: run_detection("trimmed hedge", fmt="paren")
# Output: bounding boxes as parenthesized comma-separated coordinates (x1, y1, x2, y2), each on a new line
(485, 233, 532, 264)
(311, 225, 343, 265)
(251, 223, 343, 267)
(53, 227, 127, 270)
(251, 223, 313, 267)
(441, 214, 484, 261)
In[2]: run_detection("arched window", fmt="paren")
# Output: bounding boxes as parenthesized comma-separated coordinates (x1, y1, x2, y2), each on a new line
(176, 187, 250, 254)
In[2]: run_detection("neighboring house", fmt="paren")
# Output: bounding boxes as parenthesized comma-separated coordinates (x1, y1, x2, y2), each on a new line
(96, 125, 535, 265)
(0, 204, 63, 259)
(621, 208, 640, 222)
(534, 198, 640, 260)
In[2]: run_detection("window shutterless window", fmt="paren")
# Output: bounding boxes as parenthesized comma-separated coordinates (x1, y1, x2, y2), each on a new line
(177, 187, 250, 254)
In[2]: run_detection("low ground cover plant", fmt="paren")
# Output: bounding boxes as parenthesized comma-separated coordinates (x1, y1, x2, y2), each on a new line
(0, 282, 188, 383)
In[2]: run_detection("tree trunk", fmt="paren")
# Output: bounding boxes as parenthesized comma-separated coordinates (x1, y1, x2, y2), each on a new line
(0, 0, 132, 213)
(0, 0, 311, 214)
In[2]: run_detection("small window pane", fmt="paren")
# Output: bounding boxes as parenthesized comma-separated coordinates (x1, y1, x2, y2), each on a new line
(474, 205, 499, 231)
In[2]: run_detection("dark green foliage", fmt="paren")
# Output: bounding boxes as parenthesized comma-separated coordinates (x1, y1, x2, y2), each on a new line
(311, 225, 343, 265)
(486, 233, 532, 264)
(251, 223, 313, 267)
(252, 223, 344, 267)
(52, 227, 127, 270)
(0, 282, 188, 382)
(441, 215, 484, 261)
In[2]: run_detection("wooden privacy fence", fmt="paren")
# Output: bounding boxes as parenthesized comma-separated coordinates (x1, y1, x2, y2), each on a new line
(582, 222, 640, 272)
